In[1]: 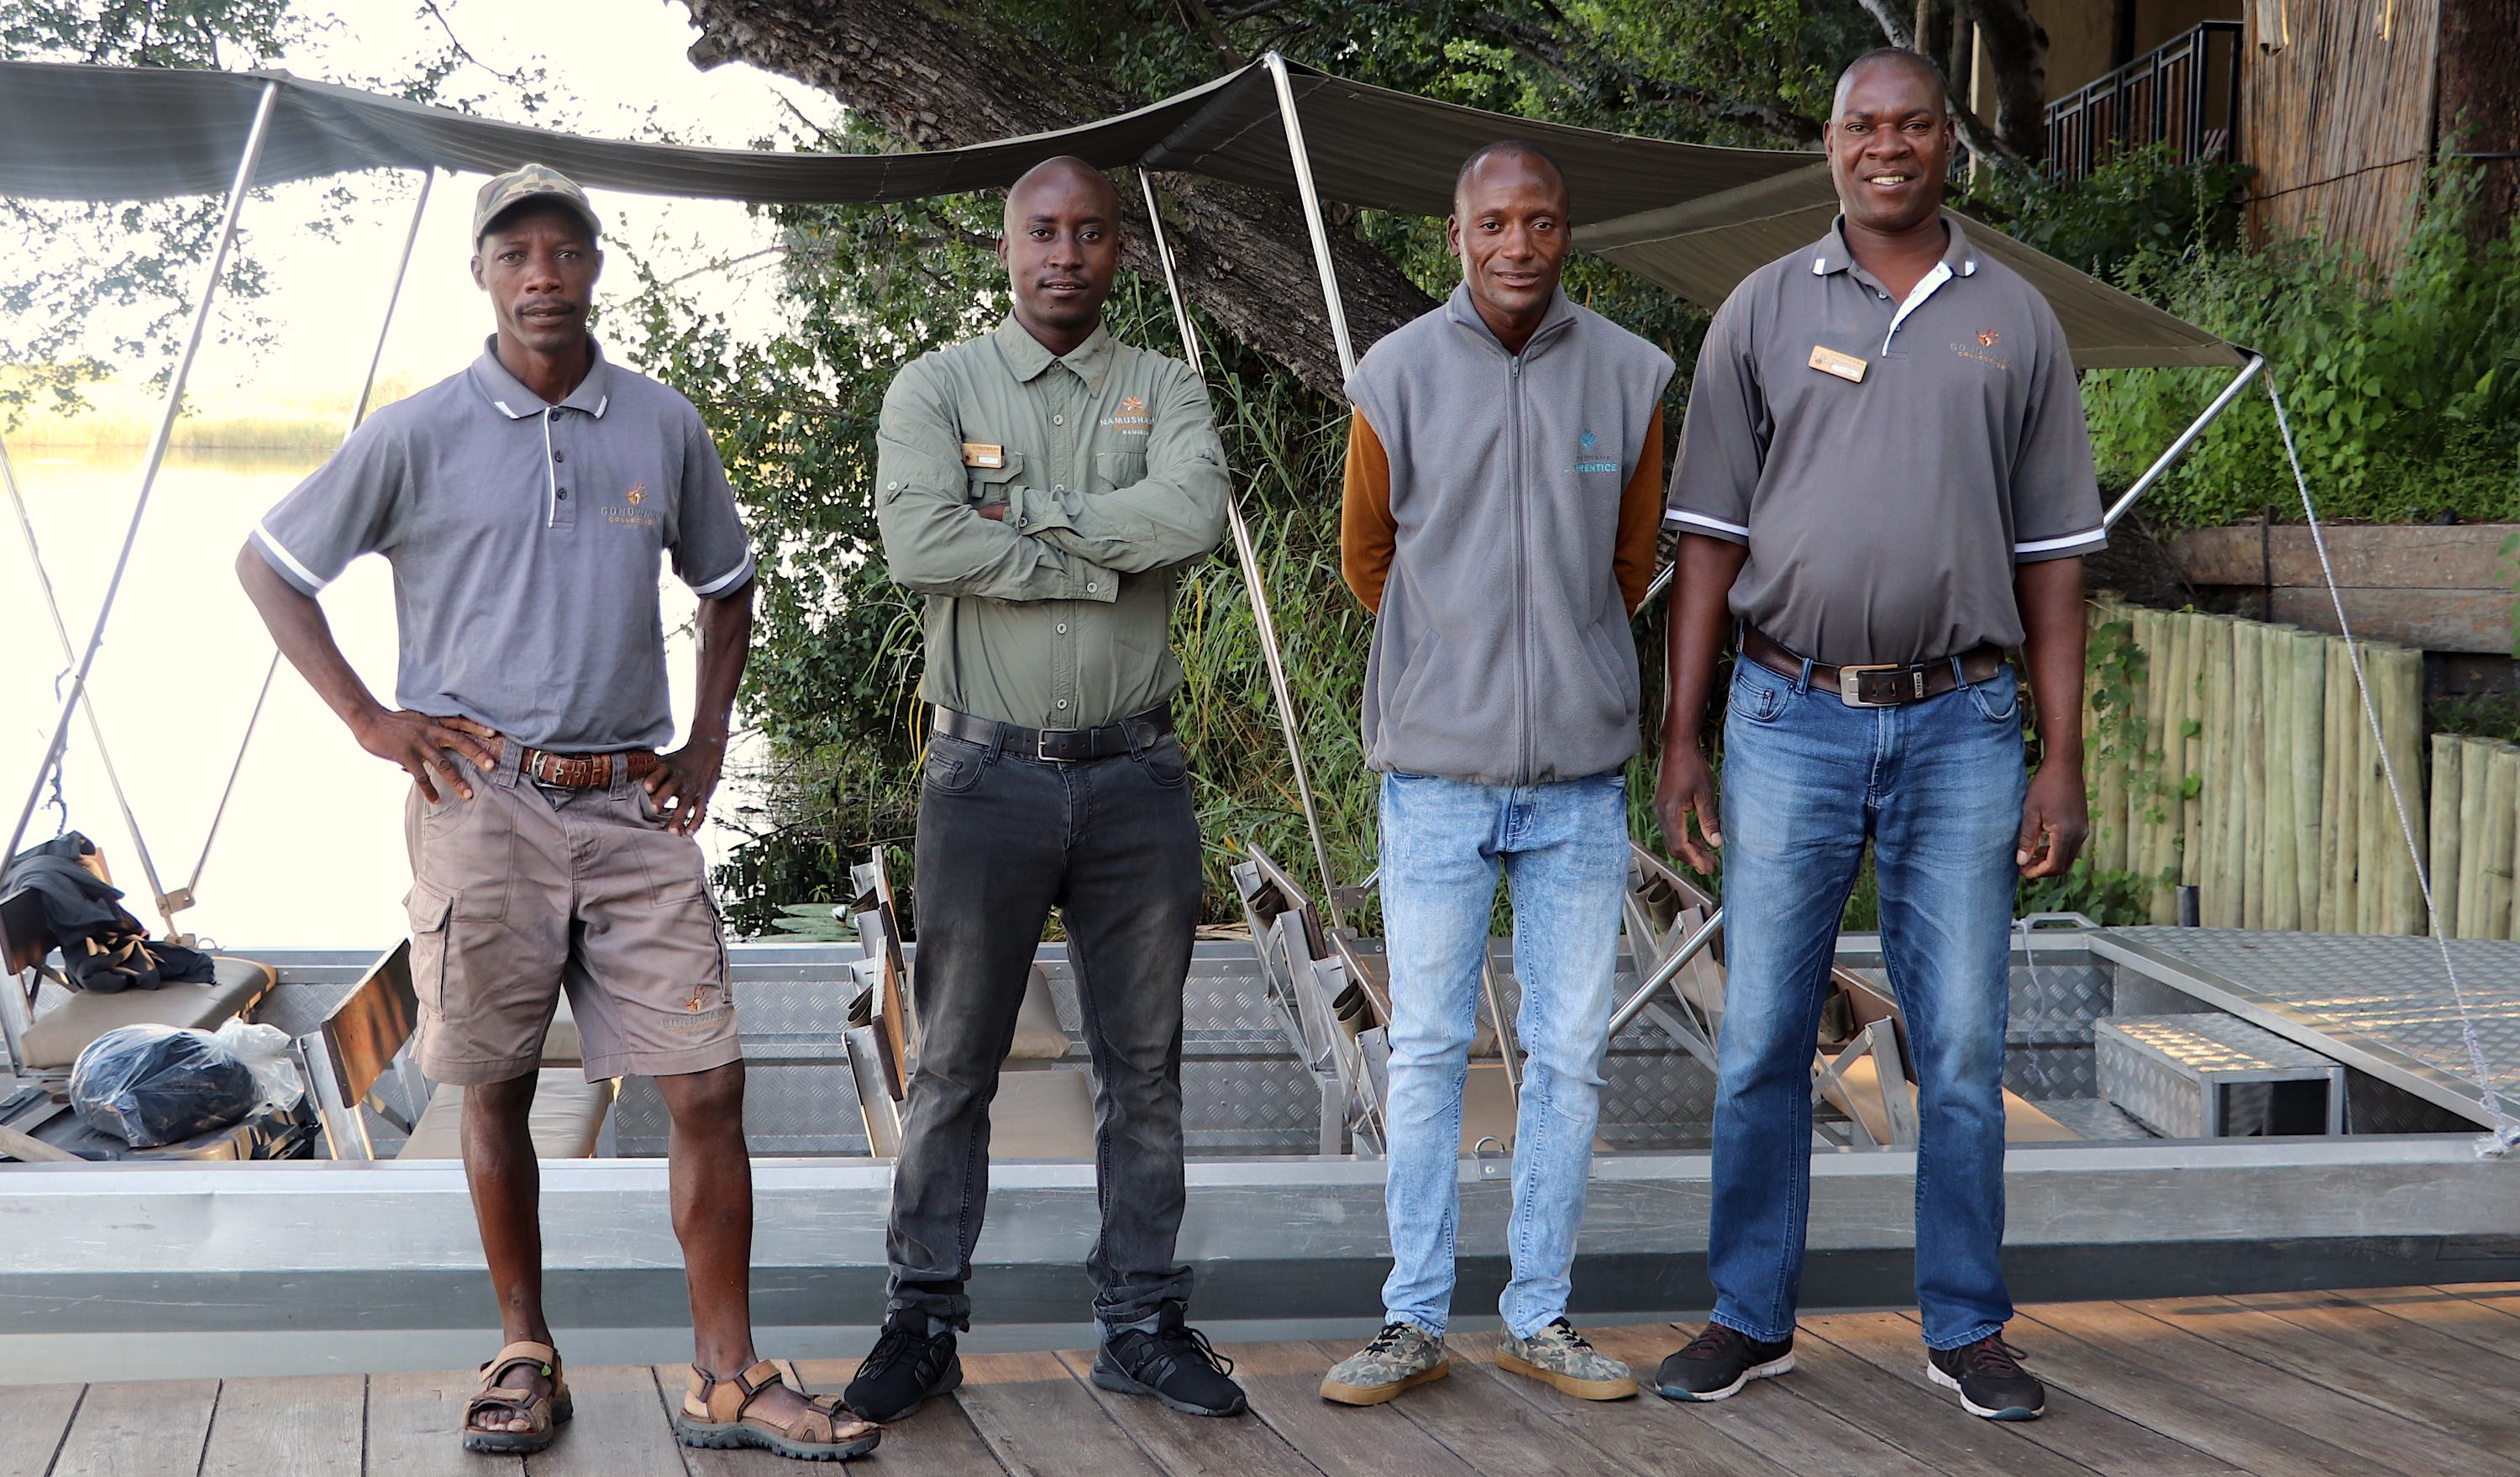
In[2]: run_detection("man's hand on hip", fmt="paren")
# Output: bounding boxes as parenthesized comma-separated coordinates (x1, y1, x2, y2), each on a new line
(2016, 765, 2088, 879)
(352, 709, 501, 804)
(647, 732, 727, 836)
(1653, 744, 1725, 874)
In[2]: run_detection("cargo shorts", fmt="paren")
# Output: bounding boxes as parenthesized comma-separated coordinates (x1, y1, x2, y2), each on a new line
(402, 738, 738, 1085)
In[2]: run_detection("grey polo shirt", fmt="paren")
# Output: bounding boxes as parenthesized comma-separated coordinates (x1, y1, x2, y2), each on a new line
(251, 339, 756, 752)
(1667, 215, 2104, 666)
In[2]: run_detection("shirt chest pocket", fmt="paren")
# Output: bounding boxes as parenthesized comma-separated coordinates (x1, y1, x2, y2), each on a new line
(964, 449, 1024, 503)
(1092, 449, 1147, 492)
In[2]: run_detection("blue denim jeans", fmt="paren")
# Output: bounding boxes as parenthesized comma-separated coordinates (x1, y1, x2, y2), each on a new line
(1376, 769, 1631, 1339)
(1709, 656, 2027, 1351)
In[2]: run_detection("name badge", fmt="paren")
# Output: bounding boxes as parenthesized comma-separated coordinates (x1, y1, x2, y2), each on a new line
(961, 442, 1005, 469)
(1808, 345, 1868, 383)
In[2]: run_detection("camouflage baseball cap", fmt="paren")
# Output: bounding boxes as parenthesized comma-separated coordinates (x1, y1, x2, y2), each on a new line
(472, 163, 601, 244)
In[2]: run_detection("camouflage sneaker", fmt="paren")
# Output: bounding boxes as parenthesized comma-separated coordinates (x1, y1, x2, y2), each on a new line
(1320, 1322, 1449, 1406)
(1496, 1318, 1637, 1401)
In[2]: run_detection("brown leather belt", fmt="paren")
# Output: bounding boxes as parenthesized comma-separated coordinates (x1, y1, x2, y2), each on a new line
(1742, 626, 2007, 708)
(517, 747, 660, 789)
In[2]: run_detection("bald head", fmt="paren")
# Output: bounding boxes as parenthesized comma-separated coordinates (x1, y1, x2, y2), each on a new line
(1832, 48, 1947, 122)
(1005, 155, 1121, 233)
(1453, 139, 1569, 218)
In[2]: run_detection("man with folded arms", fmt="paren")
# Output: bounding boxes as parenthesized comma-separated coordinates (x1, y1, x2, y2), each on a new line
(1649, 50, 2101, 1421)
(844, 156, 1244, 1422)
(239, 165, 874, 1462)
(1319, 141, 1672, 1407)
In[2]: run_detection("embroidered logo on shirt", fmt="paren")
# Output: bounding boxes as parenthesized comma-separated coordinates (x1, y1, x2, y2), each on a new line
(605, 481, 660, 528)
(1100, 397, 1152, 437)
(1122, 396, 1146, 413)
(1977, 329, 2001, 347)
(1952, 339, 2011, 371)
(1571, 428, 1619, 475)
(626, 485, 646, 506)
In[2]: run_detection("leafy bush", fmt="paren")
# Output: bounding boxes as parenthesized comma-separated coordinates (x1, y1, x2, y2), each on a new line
(2082, 165, 2520, 528)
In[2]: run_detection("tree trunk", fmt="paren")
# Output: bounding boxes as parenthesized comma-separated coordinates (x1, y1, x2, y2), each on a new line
(2436, 0, 2520, 242)
(680, 0, 1436, 400)
(1968, 0, 2050, 166)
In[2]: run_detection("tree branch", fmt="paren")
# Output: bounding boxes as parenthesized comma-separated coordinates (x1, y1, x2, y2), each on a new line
(1851, 0, 2029, 173)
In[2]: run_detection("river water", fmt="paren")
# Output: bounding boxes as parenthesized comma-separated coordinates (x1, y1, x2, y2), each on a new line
(0, 442, 741, 950)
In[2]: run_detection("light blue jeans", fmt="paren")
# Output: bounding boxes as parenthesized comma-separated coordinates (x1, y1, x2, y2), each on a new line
(1709, 655, 2028, 1351)
(1376, 769, 1631, 1339)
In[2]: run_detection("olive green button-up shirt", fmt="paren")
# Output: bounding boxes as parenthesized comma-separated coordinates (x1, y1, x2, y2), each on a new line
(875, 317, 1230, 729)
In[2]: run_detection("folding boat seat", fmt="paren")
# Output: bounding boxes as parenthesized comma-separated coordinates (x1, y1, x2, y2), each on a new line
(15, 954, 275, 1071)
(986, 965, 1097, 1159)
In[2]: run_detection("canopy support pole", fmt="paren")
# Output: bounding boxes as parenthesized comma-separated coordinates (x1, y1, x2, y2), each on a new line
(1136, 167, 1342, 923)
(191, 168, 437, 911)
(2103, 349, 2265, 528)
(2, 80, 280, 883)
(0, 437, 176, 931)
(1263, 51, 1358, 381)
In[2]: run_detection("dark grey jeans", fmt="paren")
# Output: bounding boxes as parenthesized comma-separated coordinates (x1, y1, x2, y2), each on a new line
(883, 726, 1202, 1332)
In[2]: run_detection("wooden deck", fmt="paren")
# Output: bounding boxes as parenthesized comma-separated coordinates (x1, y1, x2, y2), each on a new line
(8, 1285, 2520, 1475)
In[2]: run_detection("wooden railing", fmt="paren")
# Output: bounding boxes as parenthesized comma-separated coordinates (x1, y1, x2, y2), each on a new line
(2045, 21, 2244, 181)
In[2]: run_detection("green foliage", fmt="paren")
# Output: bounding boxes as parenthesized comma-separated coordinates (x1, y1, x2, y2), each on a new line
(1952, 143, 2250, 280)
(2082, 165, 2520, 528)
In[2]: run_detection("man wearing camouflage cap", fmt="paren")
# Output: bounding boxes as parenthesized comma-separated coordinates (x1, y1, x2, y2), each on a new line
(238, 165, 878, 1462)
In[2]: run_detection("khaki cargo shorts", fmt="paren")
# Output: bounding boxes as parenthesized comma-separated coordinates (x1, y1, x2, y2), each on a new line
(402, 739, 738, 1085)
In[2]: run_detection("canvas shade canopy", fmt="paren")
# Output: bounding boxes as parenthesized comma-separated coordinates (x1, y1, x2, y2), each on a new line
(0, 55, 2239, 370)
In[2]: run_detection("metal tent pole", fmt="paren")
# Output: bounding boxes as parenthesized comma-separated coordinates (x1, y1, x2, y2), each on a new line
(190, 168, 437, 908)
(2, 80, 281, 876)
(2103, 349, 2265, 528)
(0, 437, 176, 928)
(1135, 167, 1343, 922)
(1263, 51, 1358, 381)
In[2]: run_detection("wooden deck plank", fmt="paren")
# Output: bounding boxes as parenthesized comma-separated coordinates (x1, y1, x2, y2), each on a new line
(2137, 1291, 2520, 1450)
(0, 1384, 84, 1477)
(953, 1350, 1163, 1477)
(1420, 1330, 1790, 1477)
(525, 1363, 688, 1477)
(1553, 1325, 1943, 1477)
(2335, 1285, 2520, 1359)
(1230, 1340, 1481, 1477)
(2021, 1301, 2512, 1477)
(47, 1378, 218, 1477)
(365, 1369, 522, 1476)
(1807, 1311, 2237, 1477)
(1730, 1323, 2103, 1477)
(2435, 1280, 2520, 1316)
(1307, 1338, 1650, 1477)
(1051, 1347, 1326, 1477)
(196, 1374, 365, 1477)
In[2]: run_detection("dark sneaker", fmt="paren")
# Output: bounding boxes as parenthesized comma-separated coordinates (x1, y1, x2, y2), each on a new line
(1092, 1304, 1248, 1417)
(843, 1311, 963, 1423)
(1928, 1336, 2045, 1421)
(1320, 1322, 1448, 1406)
(1652, 1322, 1795, 1401)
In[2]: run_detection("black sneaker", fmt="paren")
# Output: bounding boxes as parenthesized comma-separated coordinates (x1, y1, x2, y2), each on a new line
(1091, 1303, 1248, 1417)
(1928, 1336, 2045, 1421)
(1652, 1322, 1796, 1401)
(844, 1311, 963, 1423)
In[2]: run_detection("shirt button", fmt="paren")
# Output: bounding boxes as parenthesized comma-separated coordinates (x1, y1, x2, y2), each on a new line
(1053, 414, 1065, 425)
(1016, 515, 1029, 528)
(1057, 699, 1068, 710)
(1086, 583, 1098, 593)
(886, 481, 898, 491)
(1053, 485, 1064, 493)
(557, 488, 570, 500)
(1056, 623, 1068, 633)
(552, 449, 564, 463)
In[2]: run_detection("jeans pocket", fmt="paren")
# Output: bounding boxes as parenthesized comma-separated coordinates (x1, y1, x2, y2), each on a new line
(1729, 665, 1788, 724)
(1139, 734, 1189, 789)
(1966, 667, 2023, 723)
(922, 734, 988, 795)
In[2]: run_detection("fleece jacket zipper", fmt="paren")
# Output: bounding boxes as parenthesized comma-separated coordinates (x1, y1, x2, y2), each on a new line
(1509, 352, 1530, 787)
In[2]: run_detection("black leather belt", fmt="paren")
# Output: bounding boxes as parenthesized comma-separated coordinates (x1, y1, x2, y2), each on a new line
(932, 703, 1174, 763)
(1742, 626, 2007, 708)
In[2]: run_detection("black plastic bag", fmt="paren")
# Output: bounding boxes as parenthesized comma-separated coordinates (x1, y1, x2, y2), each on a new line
(68, 1025, 259, 1148)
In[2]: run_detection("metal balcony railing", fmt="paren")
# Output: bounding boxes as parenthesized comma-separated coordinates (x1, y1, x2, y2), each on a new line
(2044, 20, 2244, 181)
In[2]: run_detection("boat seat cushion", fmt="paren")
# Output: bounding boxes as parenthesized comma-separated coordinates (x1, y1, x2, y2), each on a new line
(1005, 965, 1070, 1061)
(18, 954, 276, 1070)
(1456, 1060, 1611, 1153)
(396, 1069, 612, 1159)
(540, 996, 581, 1066)
(1823, 1054, 2080, 1144)
(989, 1066, 1096, 1158)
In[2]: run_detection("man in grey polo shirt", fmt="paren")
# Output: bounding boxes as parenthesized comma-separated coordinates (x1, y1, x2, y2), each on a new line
(239, 165, 876, 1463)
(1648, 52, 2099, 1422)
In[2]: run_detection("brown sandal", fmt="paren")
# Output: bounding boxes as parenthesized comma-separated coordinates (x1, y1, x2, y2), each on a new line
(461, 1339, 573, 1454)
(674, 1358, 882, 1462)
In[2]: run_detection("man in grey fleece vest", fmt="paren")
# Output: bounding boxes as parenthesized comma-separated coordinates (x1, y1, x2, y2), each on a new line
(1319, 143, 1673, 1408)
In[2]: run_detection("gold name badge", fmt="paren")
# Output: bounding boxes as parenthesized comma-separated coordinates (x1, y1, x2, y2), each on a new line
(1808, 345, 1868, 383)
(961, 442, 1005, 469)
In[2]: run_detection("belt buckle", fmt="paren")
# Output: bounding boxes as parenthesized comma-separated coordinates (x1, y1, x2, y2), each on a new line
(1035, 728, 1076, 764)
(1837, 663, 1923, 708)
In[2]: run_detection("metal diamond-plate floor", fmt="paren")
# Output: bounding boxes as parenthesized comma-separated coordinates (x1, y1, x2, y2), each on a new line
(2093, 928, 2520, 1129)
